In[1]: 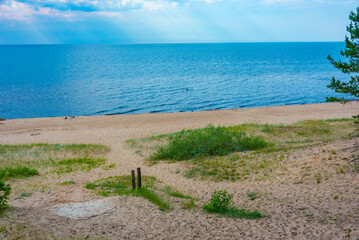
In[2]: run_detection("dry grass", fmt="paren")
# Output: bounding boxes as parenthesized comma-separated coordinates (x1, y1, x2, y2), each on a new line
(0, 144, 110, 178)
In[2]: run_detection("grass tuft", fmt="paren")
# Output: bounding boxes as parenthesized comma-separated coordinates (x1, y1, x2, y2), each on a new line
(58, 180, 76, 186)
(203, 190, 265, 219)
(181, 199, 197, 209)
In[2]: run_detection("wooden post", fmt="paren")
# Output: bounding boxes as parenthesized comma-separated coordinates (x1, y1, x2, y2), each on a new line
(137, 167, 142, 189)
(131, 170, 136, 190)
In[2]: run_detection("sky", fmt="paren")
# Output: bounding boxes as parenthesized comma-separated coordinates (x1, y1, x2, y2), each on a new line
(0, 0, 358, 44)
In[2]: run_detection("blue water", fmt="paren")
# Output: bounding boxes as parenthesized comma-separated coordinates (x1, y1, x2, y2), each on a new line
(0, 42, 348, 119)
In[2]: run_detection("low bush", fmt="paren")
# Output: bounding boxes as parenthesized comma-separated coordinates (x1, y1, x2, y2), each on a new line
(203, 190, 234, 213)
(0, 179, 11, 212)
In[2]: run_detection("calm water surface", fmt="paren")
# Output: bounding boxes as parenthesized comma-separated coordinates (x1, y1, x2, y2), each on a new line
(0, 42, 348, 119)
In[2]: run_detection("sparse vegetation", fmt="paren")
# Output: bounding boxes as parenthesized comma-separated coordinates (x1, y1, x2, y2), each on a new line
(102, 164, 116, 170)
(203, 190, 264, 219)
(181, 199, 197, 209)
(126, 119, 356, 181)
(185, 153, 286, 181)
(314, 173, 322, 184)
(15, 192, 31, 200)
(0, 144, 110, 177)
(55, 157, 106, 174)
(164, 186, 192, 199)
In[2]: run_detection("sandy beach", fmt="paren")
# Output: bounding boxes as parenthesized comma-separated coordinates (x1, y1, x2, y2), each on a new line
(1, 102, 359, 239)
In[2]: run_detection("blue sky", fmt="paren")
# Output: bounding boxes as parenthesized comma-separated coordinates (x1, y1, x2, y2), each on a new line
(0, 0, 357, 44)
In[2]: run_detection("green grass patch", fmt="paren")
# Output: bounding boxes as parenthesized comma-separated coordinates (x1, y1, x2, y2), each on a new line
(0, 144, 110, 178)
(135, 188, 170, 211)
(55, 157, 106, 174)
(86, 176, 195, 211)
(203, 190, 265, 219)
(150, 125, 270, 161)
(86, 176, 170, 210)
(0, 167, 39, 180)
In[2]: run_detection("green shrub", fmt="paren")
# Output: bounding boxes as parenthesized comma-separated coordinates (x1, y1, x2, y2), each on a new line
(203, 190, 234, 213)
(0, 179, 11, 211)
(203, 190, 265, 219)
(151, 125, 269, 161)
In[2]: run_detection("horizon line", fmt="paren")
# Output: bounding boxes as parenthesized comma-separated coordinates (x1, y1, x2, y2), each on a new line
(0, 41, 345, 46)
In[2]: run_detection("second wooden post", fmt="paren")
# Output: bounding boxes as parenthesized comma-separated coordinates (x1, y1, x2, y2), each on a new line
(137, 167, 142, 189)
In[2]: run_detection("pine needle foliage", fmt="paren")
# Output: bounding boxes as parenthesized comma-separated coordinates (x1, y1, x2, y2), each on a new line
(327, 7, 359, 103)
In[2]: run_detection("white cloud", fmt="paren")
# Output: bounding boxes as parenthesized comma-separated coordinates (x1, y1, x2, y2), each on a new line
(0, 0, 76, 20)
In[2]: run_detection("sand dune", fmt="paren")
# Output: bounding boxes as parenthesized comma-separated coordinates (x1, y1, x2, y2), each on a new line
(0, 102, 359, 239)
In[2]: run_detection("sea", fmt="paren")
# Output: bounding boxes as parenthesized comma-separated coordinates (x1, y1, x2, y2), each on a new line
(0, 42, 349, 119)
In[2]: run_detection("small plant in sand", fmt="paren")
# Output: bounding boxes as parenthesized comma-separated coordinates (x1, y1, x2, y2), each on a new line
(0, 179, 11, 212)
(314, 172, 322, 184)
(203, 190, 264, 219)
(247, 191, 261, 201)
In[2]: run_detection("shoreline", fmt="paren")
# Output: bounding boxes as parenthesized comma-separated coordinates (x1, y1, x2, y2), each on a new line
(2, 101, 359, 121)
(1, 102, 359, 146)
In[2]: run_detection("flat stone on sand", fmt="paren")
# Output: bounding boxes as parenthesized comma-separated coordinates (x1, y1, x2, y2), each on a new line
(49, 197, 118, 219)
